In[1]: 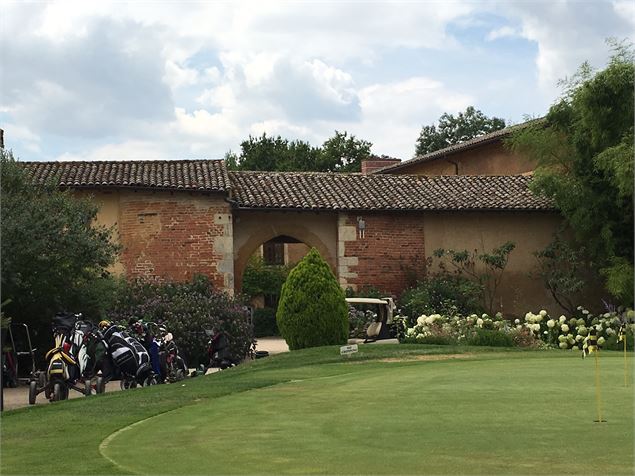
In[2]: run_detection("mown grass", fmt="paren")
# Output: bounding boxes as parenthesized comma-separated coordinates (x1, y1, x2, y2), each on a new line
(1, 345, 633, 475)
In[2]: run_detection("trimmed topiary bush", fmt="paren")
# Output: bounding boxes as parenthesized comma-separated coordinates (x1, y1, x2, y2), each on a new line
(276, 248, 348, 350)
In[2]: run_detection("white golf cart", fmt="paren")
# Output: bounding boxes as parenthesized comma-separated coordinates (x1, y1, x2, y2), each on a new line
(346, 297, 399, 344)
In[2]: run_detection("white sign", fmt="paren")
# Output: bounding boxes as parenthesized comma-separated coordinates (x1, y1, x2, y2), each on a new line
(340, 344, 358, 356)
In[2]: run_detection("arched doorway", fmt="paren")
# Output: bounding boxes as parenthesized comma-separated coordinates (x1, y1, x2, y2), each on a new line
(233, 210, 338, 293)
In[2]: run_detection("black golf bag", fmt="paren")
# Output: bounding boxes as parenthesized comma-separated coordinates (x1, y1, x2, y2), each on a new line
(102, 325, 153, 384)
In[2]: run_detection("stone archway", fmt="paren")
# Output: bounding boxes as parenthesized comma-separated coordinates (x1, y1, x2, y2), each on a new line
(233, 210, 337, 293)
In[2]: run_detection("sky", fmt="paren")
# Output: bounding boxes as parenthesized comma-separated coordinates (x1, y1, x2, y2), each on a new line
(1, 0, 633, 162)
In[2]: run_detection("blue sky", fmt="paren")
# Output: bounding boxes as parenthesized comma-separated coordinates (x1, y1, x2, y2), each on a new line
(1, 0, 633, 162)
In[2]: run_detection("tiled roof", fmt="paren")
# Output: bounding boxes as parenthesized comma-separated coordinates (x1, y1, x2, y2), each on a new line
(375, 119, 543, 174)
(22, 159, 229, 192)
(228, 171, 554, 211)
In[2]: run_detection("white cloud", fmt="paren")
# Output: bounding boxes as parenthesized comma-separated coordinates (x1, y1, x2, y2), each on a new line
(486, 26, 519, 41)
(2, 0, 632, 164)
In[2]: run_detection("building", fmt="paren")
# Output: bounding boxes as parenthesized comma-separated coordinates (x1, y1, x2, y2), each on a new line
(24, 132, 562, 316)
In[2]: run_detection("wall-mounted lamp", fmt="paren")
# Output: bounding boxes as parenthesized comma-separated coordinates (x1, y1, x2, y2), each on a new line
(357, 216, 366, 239)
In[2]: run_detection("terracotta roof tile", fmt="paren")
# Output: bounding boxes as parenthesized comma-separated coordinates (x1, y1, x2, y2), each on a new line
(228, 171, 554, 211)
(22, 160, 229, 192)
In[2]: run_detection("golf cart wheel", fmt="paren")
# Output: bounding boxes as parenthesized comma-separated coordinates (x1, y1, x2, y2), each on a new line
(96, 376, 105, 394)
(84, 380, 92, 396)
(120, 379, 133, 390)
(53, 382, 63, 401)
(144, 374, 159, 386)
(175, 369, 185, 381)
(28, 380, 37, 405)
(37, 372, 46, 389)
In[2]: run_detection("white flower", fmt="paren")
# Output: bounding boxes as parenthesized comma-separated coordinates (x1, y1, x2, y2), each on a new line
(539, 310, 547, 317)
(577, 306, 583, 310)
(495, 312, 503, 319)
(514, 319, 520, 324)
(416, 333, 425, 340)
(482, 314, 488, 319)
(417, 315, 427, 326)
(582, 309, 589, 315)
(575, 334, 584, 342)
(595, 324, 602, 332)
(516, 325, 522, 330)
(407, 328, 415, 336)
(559, 315, 567, 323)
(424, 315, 435, 325)
(525, 312, 533, 321)
(598, 337, 606, 345)
(547, 319, 555, 329)
(559, 342, 569, 349)
(477, 318, 484, 327)
(603, 313, 611, 318)
(561, 324, 570, 333)
(606, 328, 616, 336)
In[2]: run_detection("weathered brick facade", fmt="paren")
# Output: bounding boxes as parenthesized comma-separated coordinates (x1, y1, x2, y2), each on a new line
(338, 213, 426, 295)
(117, 191, 234, 291)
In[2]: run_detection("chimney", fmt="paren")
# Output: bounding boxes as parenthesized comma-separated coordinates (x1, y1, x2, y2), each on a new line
(361, 155, 401, 174)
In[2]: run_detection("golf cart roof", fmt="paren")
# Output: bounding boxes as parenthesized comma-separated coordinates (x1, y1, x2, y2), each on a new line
(345, 298, 389, 305)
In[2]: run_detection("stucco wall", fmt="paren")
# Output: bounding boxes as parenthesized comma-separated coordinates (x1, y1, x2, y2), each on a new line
(423, 211, 562, 316)
(232, 210, 338, 291)
(391, 141, 536, 176)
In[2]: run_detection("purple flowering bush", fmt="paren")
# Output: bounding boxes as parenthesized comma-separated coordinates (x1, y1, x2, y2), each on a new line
(109, 275, 255, 366)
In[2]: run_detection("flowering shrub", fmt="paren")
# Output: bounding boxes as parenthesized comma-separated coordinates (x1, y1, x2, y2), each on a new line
(109, 275, 255, 366)
(402, 306, 634, 350)
(402, 312, 509, 346)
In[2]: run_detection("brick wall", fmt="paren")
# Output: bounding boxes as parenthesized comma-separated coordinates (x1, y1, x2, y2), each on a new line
(118, 191, 234, 292)
(338, 213, 426, 296)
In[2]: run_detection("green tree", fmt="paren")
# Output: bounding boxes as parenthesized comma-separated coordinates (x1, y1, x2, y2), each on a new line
(276, 248, 348, 350)
(226, 131, 372, 172)
(415, 106, 506, 156)
(1, 151, 120, 345)
(321, 131, 372, 172)
(509, 41, 634, 305)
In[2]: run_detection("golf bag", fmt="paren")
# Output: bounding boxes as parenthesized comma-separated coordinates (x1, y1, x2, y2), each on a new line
(102, 325, 153, 384)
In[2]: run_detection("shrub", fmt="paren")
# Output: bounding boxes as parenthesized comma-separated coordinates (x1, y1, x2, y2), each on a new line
(508, 327, 539, 348)
(242, 255, 289, 307)
(466, 329, 514, 347)
(276, 248, 348, 350)
(110, 275, 254, 366)
(400, 275, 482, 321)
(253, 307, 279, 337)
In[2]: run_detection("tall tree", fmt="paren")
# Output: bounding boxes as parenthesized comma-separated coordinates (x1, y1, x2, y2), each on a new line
(509, 41, 634, 305)
(321, 131, 372, 172)
(415, 106, 506, 156)
(226, 131, 372, 172)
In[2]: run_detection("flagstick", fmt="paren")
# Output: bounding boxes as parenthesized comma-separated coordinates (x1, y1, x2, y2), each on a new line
(594, 351, 606, 423)
(624, 334, 628, 388)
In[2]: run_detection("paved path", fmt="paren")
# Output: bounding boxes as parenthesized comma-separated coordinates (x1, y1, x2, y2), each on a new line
(2, 337, 289, 411)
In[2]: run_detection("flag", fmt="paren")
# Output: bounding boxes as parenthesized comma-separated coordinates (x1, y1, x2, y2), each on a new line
(583, 329, 598, 358)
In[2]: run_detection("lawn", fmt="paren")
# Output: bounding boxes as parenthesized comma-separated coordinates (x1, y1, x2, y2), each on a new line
(2, 345, 633, 475)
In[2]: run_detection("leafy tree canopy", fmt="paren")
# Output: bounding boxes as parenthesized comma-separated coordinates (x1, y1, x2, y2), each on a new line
(225, 131, 372, 172)
(1, 150, 120, 343)
(415, 106, 506, 156)
(509, 40, 634, 305)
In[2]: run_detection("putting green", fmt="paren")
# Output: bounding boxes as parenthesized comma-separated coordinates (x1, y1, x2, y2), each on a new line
(102, 355, 633, 475)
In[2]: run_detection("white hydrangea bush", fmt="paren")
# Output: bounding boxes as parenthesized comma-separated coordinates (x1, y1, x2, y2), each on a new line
(402, 307, 634, 349)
